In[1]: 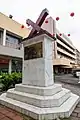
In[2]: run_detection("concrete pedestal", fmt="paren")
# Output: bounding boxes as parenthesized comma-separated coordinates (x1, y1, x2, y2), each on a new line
(0, 34, 79, 120)
(0, 84, 79, 120)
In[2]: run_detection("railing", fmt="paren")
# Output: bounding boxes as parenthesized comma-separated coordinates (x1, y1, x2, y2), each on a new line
(57, 47, 76, 59)
(53, 58, 70, 66)
(5, 41, 21, 49)
(57, 39, 75, 54)
(0, 44, 23, 58)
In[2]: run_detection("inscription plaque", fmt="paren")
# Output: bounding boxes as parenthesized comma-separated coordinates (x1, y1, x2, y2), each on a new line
(24, 42, 43, 60)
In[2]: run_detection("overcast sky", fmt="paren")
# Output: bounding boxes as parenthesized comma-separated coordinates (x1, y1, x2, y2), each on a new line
(0, 0, 80, 50)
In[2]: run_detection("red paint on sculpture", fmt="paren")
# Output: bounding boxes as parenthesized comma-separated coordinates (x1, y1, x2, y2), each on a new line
(59, 33, 62, 36)
(68, 34, 70, 36)
(70, 12, 74, 17)
(45, 20, 48, 23)
(21, 25, 24, 28)
(56, 17, 59, 21)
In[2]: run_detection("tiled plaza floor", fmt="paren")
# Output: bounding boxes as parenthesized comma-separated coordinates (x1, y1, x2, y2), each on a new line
(0, 104, 35, 120)
(0, 101, 80, 120)
(0, 104, 24, 120)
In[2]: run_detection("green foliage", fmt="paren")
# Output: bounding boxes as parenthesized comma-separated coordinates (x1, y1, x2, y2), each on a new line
(0, 72, 22, 91)
(11, 72, 22, 87)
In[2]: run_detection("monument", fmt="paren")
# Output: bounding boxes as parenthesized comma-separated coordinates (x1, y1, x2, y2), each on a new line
(0, 8, 79, 120)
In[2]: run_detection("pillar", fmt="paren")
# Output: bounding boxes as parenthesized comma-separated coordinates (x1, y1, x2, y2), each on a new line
(21, 44, 24, 50)
(3, 29, 6, 46)
(9, 59, 12, 74)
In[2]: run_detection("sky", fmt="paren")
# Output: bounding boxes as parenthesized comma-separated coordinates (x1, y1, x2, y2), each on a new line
(0, 0, 80, 50)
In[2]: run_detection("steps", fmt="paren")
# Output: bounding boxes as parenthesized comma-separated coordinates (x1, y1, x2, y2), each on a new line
(6, 88, 71, 107)
(0, 83, 79, 119)
(15, 84, 62, 96)
(0, 93, 79, 120)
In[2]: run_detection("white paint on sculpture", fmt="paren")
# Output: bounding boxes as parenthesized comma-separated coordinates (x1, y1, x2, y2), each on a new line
(42, 17, 56, 35)
(23, 58, 45, 86)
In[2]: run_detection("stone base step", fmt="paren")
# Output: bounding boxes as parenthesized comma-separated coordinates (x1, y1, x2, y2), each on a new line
(15, 84, 62, 96)
(0, 93, 79, 120)
(6, 88, 71, 107)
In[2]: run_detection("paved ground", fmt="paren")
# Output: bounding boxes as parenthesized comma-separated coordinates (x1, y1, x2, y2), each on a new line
(55, 74, 79, 85)
(0, 104, 35, 120)
(56, 82, 80, 120)
(55, 74, 80, 96)
(55, 74, 80, 120)
(0, 104, 23, 120)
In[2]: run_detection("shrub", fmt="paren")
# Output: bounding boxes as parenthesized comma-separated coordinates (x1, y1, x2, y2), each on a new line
(0, 73, 13, 91)
(0, 72, 22, 91)
(11, 72, 22, 87)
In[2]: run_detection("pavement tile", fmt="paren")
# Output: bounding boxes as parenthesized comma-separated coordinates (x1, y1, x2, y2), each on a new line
(6, 111, 17, 119)
(0, 113, 5, 119)
(74, 108, 80, 113)
(0, 104, 4, 108)
(0, 104, 24, 120)
(12, 115, 23, 120)
(4, 107, 14, 112)
(0, 107, 9, 114)
(70, 116, 79, 120)
(78, 113, 80, 118)
(77, 104, 80, 108)
(72, 112, 78, 117)
(1, 116, 11, 120)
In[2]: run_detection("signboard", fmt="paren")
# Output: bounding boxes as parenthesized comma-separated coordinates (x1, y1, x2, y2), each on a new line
(24, 42, 43, 60)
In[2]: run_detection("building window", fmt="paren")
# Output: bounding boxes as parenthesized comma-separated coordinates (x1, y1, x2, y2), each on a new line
(6, 34, 20, 49)
(6, 34, 19, 44)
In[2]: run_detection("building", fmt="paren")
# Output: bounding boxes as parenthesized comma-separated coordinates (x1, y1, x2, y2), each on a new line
(0, 12, 80, 74)
(0, 12, 29, 73)
(53, 29, 76, 74)
(42, 17, 76, 74)
(74, 49, 80, 68)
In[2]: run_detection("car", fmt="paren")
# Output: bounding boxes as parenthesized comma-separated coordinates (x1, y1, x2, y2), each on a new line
(72, 68, 80, 78)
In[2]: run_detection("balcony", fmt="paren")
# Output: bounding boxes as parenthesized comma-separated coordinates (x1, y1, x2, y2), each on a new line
(57, 47, 76, 59)
(53, 58, 75, 68)
(57, 39, 75, 54)
(53, 58, 70, 66)
(53, 57, 75, 68)
(5, 41, 20, 49)
(0, 44, 23, 58)
(56, 32, 75, 50)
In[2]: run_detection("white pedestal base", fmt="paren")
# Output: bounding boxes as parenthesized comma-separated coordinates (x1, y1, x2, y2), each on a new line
(0, 83, 79, 120)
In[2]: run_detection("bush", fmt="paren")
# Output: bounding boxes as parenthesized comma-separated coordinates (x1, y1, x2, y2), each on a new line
(11, 72, 22, 87)
(0, 72, 22, 91)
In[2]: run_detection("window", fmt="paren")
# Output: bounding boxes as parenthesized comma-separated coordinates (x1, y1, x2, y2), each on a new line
(6, 34, 20, 49)
(6, 34, 19, 44)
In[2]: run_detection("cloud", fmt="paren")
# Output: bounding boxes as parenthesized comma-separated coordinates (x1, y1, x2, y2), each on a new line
(0, 0, 80, 50)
